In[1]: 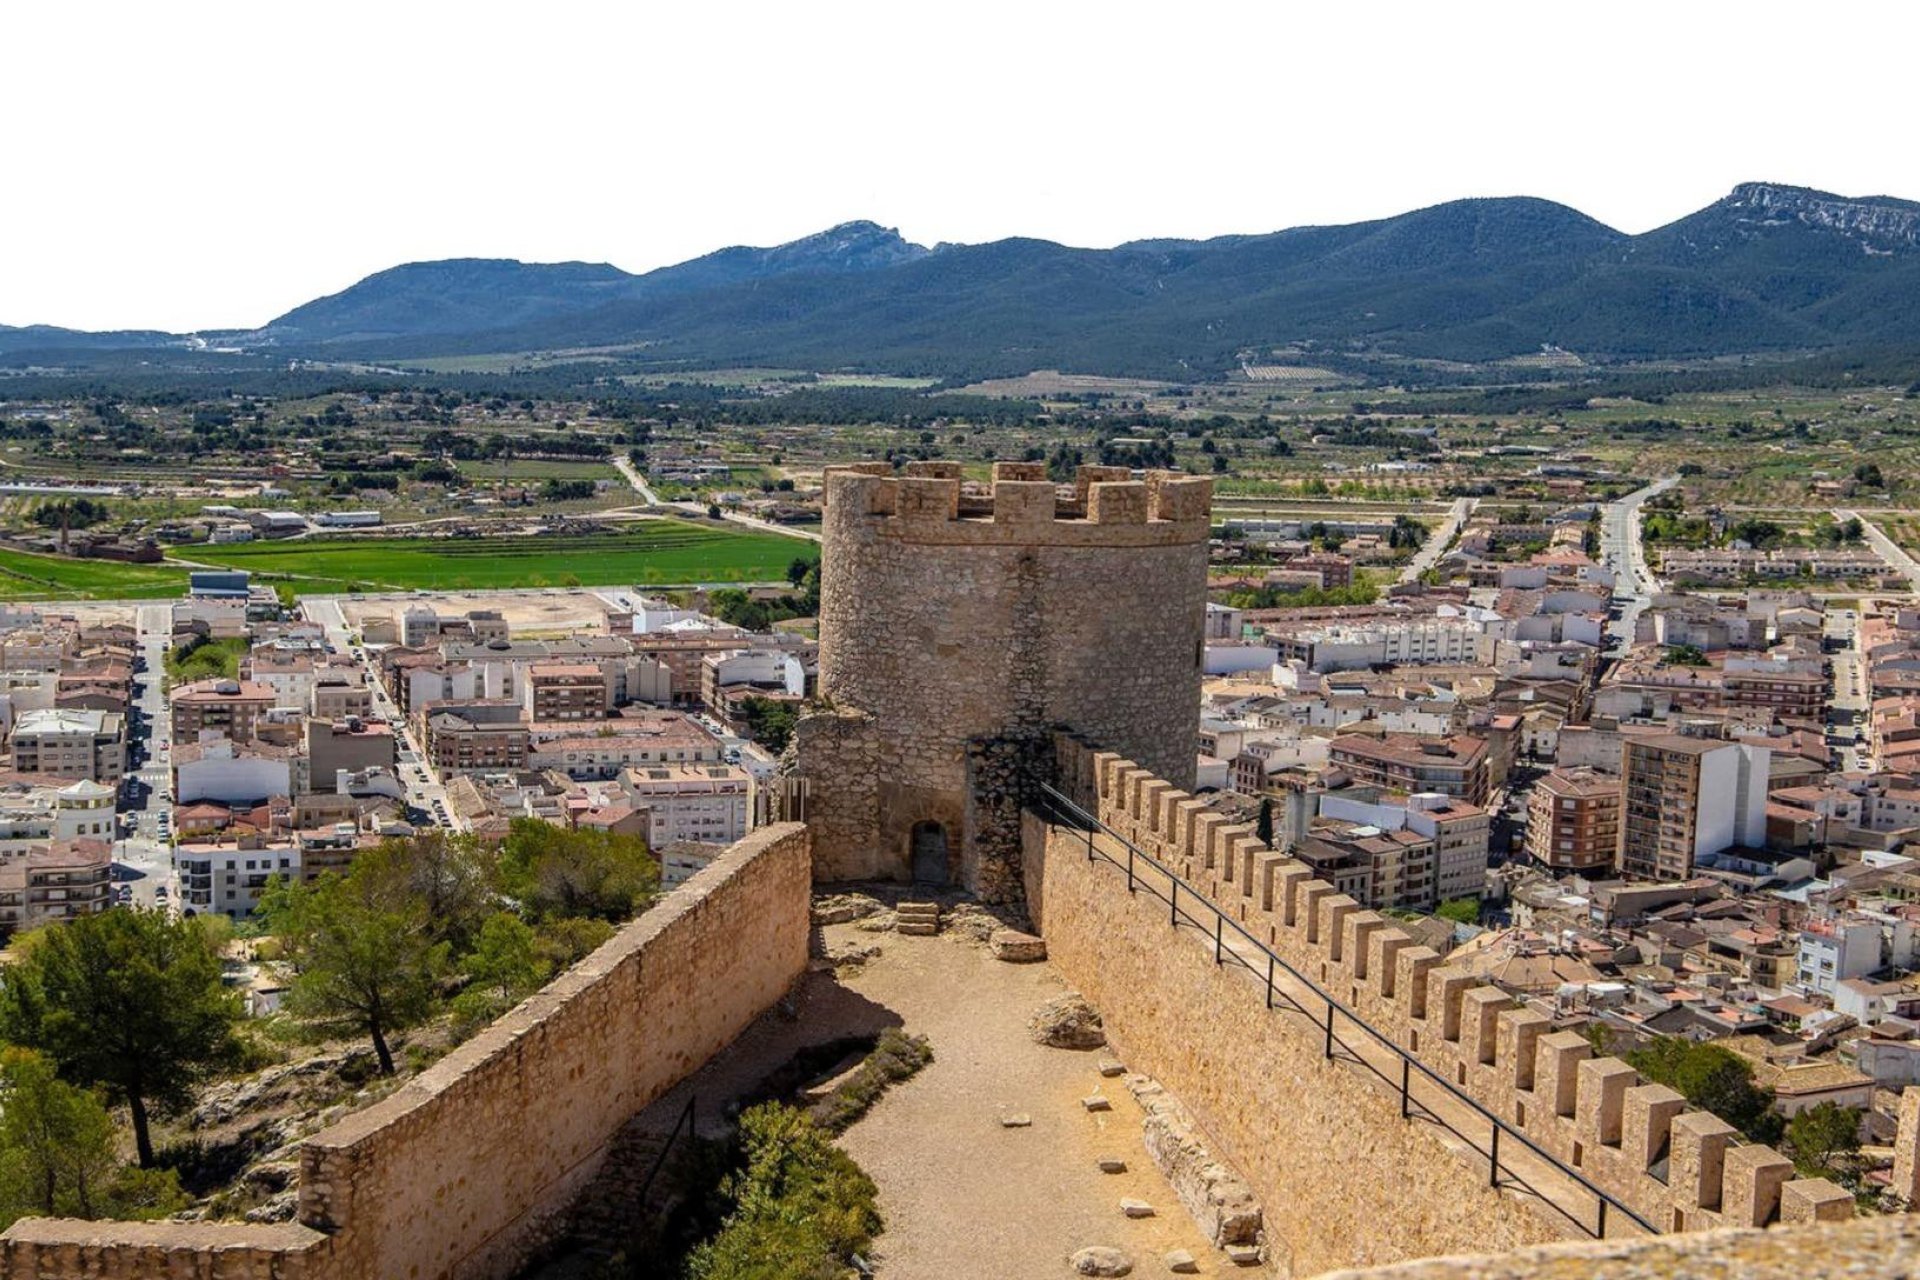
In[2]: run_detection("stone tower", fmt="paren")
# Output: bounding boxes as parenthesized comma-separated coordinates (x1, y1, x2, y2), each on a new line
(789, 459, 1213, 899)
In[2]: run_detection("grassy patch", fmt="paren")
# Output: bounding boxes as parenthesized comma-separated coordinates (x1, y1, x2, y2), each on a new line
(0, 547, 191, 601)
(165, 635, 250, 686)
(170, 520, 803, 594)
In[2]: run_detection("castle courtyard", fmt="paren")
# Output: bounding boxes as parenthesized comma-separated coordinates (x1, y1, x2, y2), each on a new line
(608, 910, 1220, 1278)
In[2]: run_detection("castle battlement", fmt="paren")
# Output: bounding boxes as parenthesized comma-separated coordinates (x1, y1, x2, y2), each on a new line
(822, 461, 1212, 546)
(1040, 737, 1856, 1239)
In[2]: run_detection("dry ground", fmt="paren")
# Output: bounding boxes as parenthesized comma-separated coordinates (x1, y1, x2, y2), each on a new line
(633, 918, 1226, 1278)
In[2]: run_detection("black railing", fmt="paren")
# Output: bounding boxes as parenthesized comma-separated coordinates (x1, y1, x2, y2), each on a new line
(635, 1093, 696, 1208)
(1032, 782, 1655, 1242)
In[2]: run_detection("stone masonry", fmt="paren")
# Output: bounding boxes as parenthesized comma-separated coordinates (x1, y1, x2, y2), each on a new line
(0, 823, 813, 1280)
(792, 460, 1212, 898)
(1024, 741, 1858, 1275)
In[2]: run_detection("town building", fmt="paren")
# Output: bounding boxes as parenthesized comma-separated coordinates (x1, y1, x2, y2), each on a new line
(171, 679, 277, 743)
(7, 707, 126, 782)
(1525, 767, 1622, 872)
(0, 839, 111, 935)
(618, 763, 753, 847)
(1327, 733, 1491, 807)
(1617, 733, 1769, 882)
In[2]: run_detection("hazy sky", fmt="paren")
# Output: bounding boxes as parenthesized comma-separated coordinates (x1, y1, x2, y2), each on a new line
(8, 1, 1918, 332)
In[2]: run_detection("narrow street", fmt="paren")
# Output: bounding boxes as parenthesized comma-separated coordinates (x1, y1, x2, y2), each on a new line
(1598, 476, 1677, 655)
(1400, 497, 1476, 585)
(301, 597, 459, 830)
(1833, 508, 1920, 592)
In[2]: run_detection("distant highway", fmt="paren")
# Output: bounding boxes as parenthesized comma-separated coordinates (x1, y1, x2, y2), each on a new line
(1599, 476, 1677, 654)
(1833, 508, 1920, 594)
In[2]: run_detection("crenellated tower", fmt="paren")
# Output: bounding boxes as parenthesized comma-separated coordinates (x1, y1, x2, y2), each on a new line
(787, 459, 1213, 899)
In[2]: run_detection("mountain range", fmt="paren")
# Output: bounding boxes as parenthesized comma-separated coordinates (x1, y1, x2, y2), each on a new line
(9, 183, 1920, 380)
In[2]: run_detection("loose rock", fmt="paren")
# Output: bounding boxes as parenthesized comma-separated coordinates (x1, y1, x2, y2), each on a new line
(1165, 1250, 1199, 1274)
(990, 928, 1048, 962)
(1001, 1113, 1033, 1128)
(1097, 1058, 1126, 1077)
(1030, 993, 1106, 1049)
(1097, 1157, 1127, 1174)
(1081, 1095, 1112, 1112)
(1226, 1244, 1264, 1267)
(1120, 1198, 1156, 1219)
(811, 893, 883, 926)
(1071, 1246, 1134, 1277)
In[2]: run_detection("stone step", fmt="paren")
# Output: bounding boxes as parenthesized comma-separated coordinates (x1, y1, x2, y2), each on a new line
(896, 921, 939, 936)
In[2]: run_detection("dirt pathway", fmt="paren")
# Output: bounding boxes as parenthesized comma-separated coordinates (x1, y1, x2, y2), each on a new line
(828, 923, 1223, 1279)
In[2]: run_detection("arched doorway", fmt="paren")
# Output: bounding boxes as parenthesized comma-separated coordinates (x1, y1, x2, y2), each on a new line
(910, 821, 949, 886)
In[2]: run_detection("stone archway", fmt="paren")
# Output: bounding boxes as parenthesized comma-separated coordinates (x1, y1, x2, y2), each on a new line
(910, 820, 949, 886)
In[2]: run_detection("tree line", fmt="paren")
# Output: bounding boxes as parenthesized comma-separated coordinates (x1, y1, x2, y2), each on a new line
(0, 820, 658, 1227)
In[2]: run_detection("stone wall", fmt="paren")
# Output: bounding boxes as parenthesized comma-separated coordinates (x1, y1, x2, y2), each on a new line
(1309, 1214, 1920, 1280)
(1022, 741, 1852, 1276)
(802, 460, 1211, 894)
(0, 822, 813, 1280)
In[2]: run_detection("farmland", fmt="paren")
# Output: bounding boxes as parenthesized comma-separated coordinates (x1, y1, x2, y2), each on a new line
(0, 547, 192, 600)
(175, 519, 806, 593)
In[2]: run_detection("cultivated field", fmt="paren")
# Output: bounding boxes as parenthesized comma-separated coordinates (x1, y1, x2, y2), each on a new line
(178, 520, 804, 594)
(0, 547, 192, 600)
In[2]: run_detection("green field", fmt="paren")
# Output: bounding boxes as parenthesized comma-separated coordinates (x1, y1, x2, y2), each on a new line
(175, 520, 809, 593)
(0, 547, 193, 601)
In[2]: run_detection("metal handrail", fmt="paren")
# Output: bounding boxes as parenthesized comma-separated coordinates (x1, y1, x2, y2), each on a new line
(635, 1093, 697, 1209)
(1033, 782, 1655, 1241)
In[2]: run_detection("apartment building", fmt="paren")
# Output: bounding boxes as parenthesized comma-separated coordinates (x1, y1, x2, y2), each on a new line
(1294, 821, 1437, 913)
(171, 679, 277, 743)
(0, 839, 111, 935)
(0, 778, 118, 853)
(1327, 733, 1490, 807)
(1525, 767, 1622, 873)
(1317, 790, 1491, 904)
(421, 702, 530, 776)
(1618, 733, 1769, 881)
(174, 836, 301, 918)
(618, 763, 752, 847)
(307, 718, 397, 792)
(525, 663, 609, 722)
(8, 707, 126, 782)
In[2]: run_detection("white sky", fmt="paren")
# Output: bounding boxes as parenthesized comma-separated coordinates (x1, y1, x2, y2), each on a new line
(7, 0, 1918, 333)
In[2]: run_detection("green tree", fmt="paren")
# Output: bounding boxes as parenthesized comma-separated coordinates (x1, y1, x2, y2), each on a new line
(1626, 1037, 1780, 1143)
(392, 830, 495, 950)
(534, 916, 616, 969)
(497, 818, 659, 924)
(0, 912, 239, 1167)
(1435, 898, 1480, 925)
(1783, 1101, 1862, 1180)
(0, 1047, 117, 1222)
(686, 1103, 882, 1280)
(450, 913, 552, 1032)
(739, 696, 799, 753)
(1255, 798, 1275, 848)
(260, 849, 448, 1075)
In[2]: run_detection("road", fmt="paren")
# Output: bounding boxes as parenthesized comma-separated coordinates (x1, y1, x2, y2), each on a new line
(1833, 508, 1920, 593)
(116, 605, 178, 910)
(301, 598, 458, 830)
(1825, 606, 1869, 771)
(613, 454, 822, 545)
(1399, 497, 1475, 585)
(1597, 476, 1677, 655)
